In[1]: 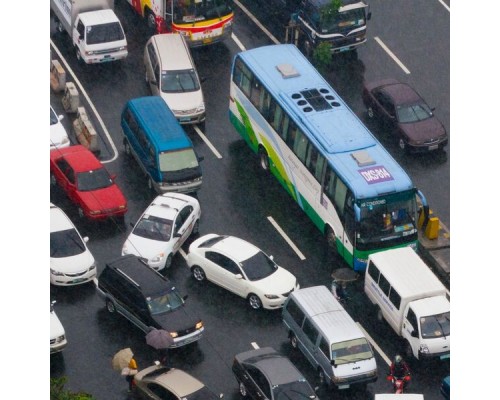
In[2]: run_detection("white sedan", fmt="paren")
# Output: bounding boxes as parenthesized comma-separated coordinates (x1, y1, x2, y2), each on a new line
(50, 203, 96, 286)
(187, 234, 299, 310)
(50, 105, 70, 149)
(122, 193, 201, 271)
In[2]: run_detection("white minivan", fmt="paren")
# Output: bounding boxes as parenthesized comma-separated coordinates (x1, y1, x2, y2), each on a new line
(144, 33, 206, 129)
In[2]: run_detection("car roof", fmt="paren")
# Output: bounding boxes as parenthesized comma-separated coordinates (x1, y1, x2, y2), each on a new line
(379, 81, 422, 105)
(51, 145, 103, 172)
(50, 203, 76, 233)
(151, 34, 193, 71)
(149, 368, 204, 396)
(145, 193, 197, 220)
(105, 255, 174, 296)
(235, 347, 304, 386)
(211, 236, 260, 262)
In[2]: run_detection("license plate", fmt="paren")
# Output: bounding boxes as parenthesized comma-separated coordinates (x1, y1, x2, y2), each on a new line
(440, 354, 450, 360)
(203, 37, 213, 44)
(72, 278, 86, 284)
(101, 56, 113, 63)
(339, 46, 350, 52)
(429, 144, 439, 151)
(338, 384, 350, 389)
(179, 117, 191, 122)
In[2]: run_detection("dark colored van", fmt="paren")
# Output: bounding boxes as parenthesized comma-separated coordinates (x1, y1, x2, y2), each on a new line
(121, 97, 203, 194)
(95, 254, 204, 348)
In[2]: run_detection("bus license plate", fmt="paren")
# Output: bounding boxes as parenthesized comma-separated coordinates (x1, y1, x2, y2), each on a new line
(339, 46, 350, 52)
(429, 144, 439, 151)
(440, 354, 450, 360)
(203, 37, 213, 44)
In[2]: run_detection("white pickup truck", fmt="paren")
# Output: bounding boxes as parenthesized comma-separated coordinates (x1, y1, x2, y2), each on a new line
(364, 247, 450, 361)
(50, 0, 128, 64)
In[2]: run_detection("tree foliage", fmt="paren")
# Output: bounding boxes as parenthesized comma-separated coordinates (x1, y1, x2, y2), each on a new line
(50, 377, 96, 400)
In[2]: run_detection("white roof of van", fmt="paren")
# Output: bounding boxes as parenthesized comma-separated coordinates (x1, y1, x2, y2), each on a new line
(79, 9, 119, 25)
(152, 34, 192, 71)
(289, 286, 366, 343)
(368, 248, 446, 299)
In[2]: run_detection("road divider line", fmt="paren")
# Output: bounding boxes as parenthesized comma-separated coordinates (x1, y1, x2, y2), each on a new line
(251, 342, 260, 349)
(374, 37, 411, 75)
(438, 0, 450, 12)
(233, 0, 281, 45)
(356, 322, 391, 366)
(231, 32, 246, 51)
(50, 39, 119, 163)
(193, 125, 222, 159)
(267, 216, 306, 260)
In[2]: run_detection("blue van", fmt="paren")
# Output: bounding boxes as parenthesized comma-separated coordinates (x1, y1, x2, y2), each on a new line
(121, 97, 203, 193)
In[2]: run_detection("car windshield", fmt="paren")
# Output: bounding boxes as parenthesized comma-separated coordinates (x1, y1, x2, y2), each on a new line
(51, 229, 86, 257)
(132, 215, 172, 242)
(50, 107, 58, 125)
(147, 290, 184, 315)
(331, 338, 373, 366)
(240, 251, 277, 281)
(159, 148, 199, 172)
(161, 70, 200, 93)
(273, 380, 316, 399)
(396, 102, 433, 123)
(420, 311, 450, 339)
(77, 168, 113, 191)
(86, 22, 124, 45)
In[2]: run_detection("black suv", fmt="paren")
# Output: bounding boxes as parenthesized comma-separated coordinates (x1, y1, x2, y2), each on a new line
(95, 254, 204, 348)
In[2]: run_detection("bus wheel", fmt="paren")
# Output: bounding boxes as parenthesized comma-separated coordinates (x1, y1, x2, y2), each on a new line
(259, 147, 270, 172)
(146, 8, 156, 31)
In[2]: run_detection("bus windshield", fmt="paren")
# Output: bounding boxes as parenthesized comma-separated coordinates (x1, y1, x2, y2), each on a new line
(319, 7, 366, 34)
(357, 190, 417, 245)
(173, 0, 232, 24)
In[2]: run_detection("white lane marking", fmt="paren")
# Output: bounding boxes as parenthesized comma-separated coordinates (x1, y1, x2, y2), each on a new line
(251, 342, 260, 349)
(233, 0, 281, 45)
(356, 322, 392, 366)
(193, 125, 222, 159)
(267, 216, 306, 260)
(374, 36, 411, 75)
(231, 32, 246, 52)
(50, 39, 119, 163)
(438, 0, 450, 12)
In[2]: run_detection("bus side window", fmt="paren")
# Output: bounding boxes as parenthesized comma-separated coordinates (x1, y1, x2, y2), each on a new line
(272, 103, 283, 133)
(344, 192, 356, 242)
(250, 78, 261, 109)
(260, 88, 272, 120)
(285, 120, 298, 148)
(323, 166, 337, 203)
(293, 129, 309, 164)
(305, 144, 325, 182)
(280, 114, 290, 143)
(333, 178, 348, 216)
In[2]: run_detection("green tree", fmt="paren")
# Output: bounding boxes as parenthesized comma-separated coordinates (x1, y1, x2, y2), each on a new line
(50, 377, 96, 400)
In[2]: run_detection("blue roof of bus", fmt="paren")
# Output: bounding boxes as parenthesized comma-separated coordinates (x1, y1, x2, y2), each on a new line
(236, 44, 414, 199)
(124, 97, 193, 151)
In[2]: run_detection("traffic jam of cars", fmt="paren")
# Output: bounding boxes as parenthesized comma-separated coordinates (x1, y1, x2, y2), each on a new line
(49, 0, 450, 399)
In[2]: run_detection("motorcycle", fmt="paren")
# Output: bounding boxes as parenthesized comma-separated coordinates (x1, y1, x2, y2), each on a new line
(386, 374, 411, 394)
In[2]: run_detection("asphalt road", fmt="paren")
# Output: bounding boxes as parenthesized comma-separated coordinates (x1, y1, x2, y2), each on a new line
(49, 1, 450, 399)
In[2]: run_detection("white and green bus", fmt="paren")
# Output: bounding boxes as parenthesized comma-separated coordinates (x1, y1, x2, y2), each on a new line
(229, 44, 427, 271)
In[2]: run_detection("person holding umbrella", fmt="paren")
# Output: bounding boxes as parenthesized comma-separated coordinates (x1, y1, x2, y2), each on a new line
(125, 355, 138, 392)
(145, 329, 174, 367)
(112, 348, 139, 392)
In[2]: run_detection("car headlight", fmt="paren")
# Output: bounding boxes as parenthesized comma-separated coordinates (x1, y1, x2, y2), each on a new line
(419, 344, 430, 354)
(196, 103, 205, 113)
(89, 264, 96, 271)
(151, 253, 165, 263)
(170, 331, 179, 338)
(122, 245, 129, 255)
(89, 210, 101, 215)
(264, 294, 279, 299)
(118, 205, 126, 210)
(196, 321, 204, 329)
(57, 335, 66, 342)
(50, 269, 64, 276)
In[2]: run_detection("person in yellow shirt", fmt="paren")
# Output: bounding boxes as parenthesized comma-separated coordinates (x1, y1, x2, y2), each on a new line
(126, 357, 138, 392)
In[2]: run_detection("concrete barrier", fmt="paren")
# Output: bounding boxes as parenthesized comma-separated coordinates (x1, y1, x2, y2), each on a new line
(50, 60, 66, 93)
(73, 107, 100, 155)
(62, 82, 80, 113)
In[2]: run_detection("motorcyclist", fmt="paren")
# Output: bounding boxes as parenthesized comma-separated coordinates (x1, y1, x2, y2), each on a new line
(389, 355, 411, 379)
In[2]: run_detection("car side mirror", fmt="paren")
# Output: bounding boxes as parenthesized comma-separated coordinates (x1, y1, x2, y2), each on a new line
(331, 359, 336, 367)
(200, 76, 207, 83)
(110, 174, 117, 181)
(174, 232, 182, 238)
(83, 236, 89, 243)
(58, 114, 64, 122)
(234, 274, 243, 279)
(183, 295, 189, 301)
(411, 330, 418, 338)
(219, 394, 224, 399)
(198, 156, 204, 162)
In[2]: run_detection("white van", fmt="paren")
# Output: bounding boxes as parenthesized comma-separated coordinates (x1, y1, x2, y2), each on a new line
(144, 33, 206, 129)
(364, 247, 450, 360)
(282, 286, 378, 390)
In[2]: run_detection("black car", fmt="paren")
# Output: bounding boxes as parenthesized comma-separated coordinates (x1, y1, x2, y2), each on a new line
(95, 254, 204, 348)
(232, 347, 316, 399)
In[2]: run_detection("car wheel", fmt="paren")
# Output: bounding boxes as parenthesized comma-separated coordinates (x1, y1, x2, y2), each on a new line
(258, 147, 270, 172)
(124, 140, 131, 156)
(398, 138, 407, 151)
(192, 219, 200, 235)
(367, 107, 374, 118)
(106, 300, 116, 313)
(192, 266, 206, 281)
(248, 294, 262, 310)
(164, 254, 173, 269)
(239, 381, 248, 397)
(289, 332, 298, 349)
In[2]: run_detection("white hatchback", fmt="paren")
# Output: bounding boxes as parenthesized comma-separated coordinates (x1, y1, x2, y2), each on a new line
(187, 234, 299, 310)
(50, 105, 70, 149)
(122, 193, 201, 271)
(50, 203, 96, 286)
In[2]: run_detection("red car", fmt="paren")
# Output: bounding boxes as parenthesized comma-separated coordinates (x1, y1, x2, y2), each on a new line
(50, 145, 127, 221)
(362, 78, 448, 153)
